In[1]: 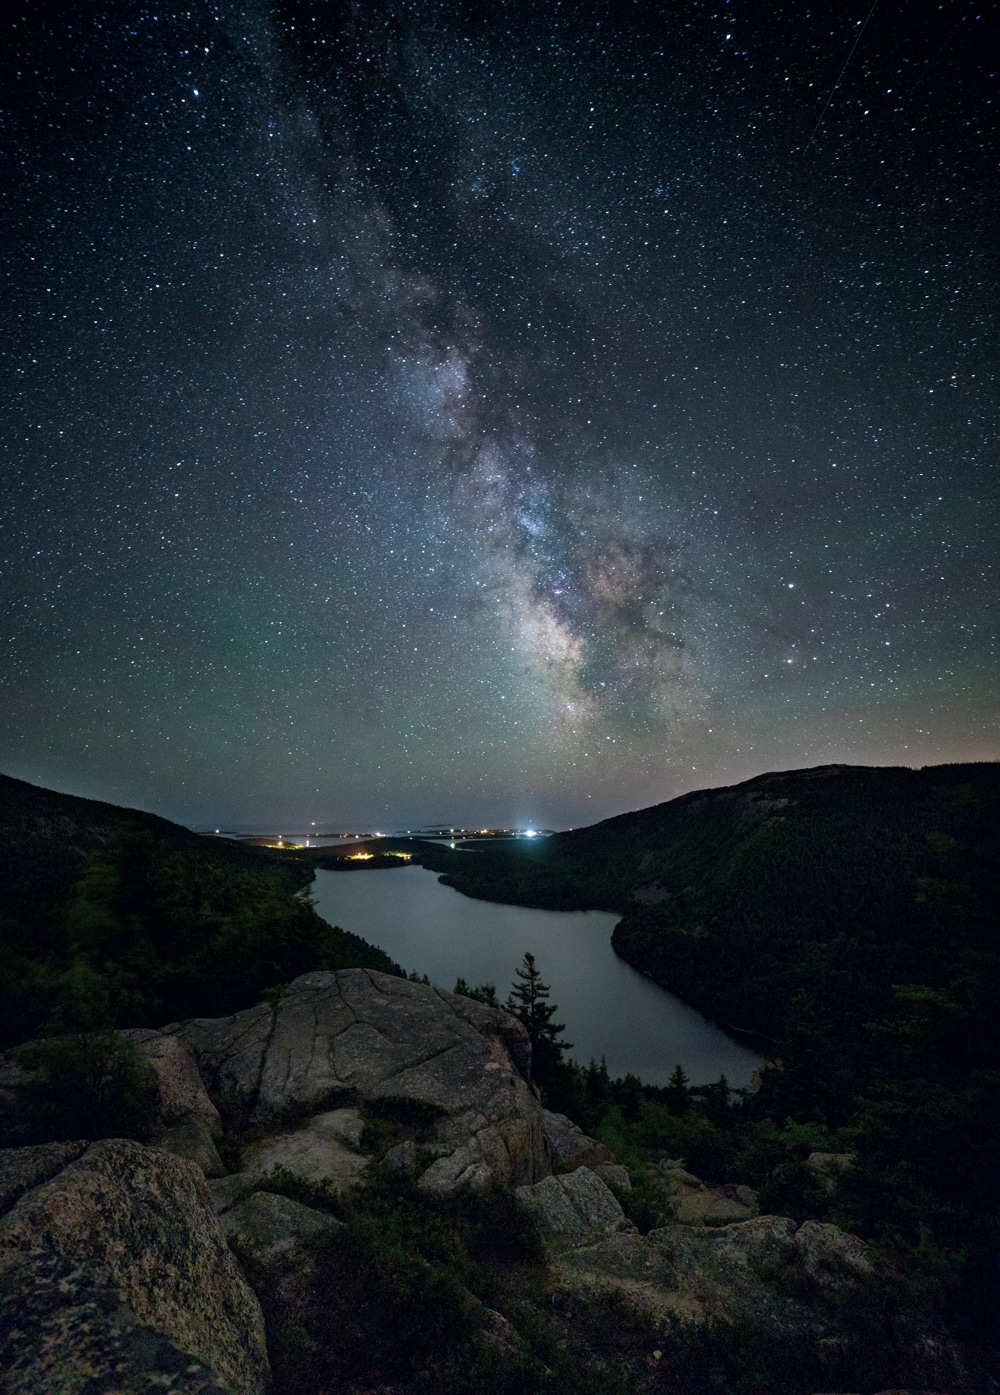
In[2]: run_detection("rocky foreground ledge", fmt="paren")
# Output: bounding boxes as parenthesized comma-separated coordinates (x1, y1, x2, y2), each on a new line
(134, 967, 551, 1195)
(0, 970, 555, 1391)
(0, 970, 958, 1393)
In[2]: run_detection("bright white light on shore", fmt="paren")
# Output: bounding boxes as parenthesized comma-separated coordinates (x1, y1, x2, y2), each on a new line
(524, 828, 537, 837)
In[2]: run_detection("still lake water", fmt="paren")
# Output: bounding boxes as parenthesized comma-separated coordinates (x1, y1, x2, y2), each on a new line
(311, 865, 760, 1089)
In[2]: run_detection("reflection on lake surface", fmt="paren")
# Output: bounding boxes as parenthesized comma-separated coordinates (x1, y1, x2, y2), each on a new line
(311, 865, 761, 1089)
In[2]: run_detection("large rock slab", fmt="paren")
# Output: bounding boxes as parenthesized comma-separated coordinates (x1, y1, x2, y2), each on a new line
(646, 1212, 801, 1301)
(552, 1231, 692, 1320)
(0, 1138, 269, 1394)
(164, 969, 549, 1192)
(221, 1189, 344, 1262)
(541, 1110, 615, 1170)
(516, 1166, 637, 1254)
(656, 1160, 758, 1225)
(123, 1030, 226, 1177)
(240, 1108, 369, 1192)
(553, 1212, 874, 1328)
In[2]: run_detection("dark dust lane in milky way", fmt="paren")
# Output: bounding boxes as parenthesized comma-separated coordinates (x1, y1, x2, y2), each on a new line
(1, 0, 996, 827)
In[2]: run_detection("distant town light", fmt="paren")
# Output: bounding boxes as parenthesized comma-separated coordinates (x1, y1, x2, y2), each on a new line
(524, 829, 537, 837)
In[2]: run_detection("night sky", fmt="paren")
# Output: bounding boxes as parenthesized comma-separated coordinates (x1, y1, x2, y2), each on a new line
(2, 0, 996, 831)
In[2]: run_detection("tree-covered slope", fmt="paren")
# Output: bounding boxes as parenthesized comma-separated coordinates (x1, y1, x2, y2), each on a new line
(0, 771, 306, 913)
(431, 763, 999, 1101)
(429, 762, 1000, 1341)
(0, 774, 400, 1046)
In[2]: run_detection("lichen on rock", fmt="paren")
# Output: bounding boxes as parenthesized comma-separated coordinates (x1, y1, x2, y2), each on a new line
(0, 1250, 234, 1395)
(0, 1140, 88, 1216)
(0, 1138, 269, 1394)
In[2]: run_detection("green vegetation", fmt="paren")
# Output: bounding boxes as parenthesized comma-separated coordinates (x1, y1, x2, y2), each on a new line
(503, 952, 573, 1080)
(453, 976, 501, 1007)
(0, 776, 401, 1049)
(358, 1095, 449, 1154)
(247, 1164, 551, 1395)
(10, 1030, 157, 1143)
(249, 1148, 965, 1395)
(437, 764, 1000, 1359)
(3, 765, 997, 1387)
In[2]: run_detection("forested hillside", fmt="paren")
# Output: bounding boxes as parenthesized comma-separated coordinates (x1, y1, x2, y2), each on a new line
(420, 763, 1000, 1345)
(2, 765, 998, 1381)
(0, 774, 400, 1047)
(429, 764, 997, 1040)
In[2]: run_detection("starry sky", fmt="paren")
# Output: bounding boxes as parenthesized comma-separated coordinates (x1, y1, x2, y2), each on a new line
(2, 0, 997, 831)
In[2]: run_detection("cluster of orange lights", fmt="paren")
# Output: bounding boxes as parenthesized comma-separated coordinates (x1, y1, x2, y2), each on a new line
(346, 850, 412, 862)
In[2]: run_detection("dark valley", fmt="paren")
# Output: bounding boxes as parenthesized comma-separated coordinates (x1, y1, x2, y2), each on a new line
(0, 763, 997, 1394)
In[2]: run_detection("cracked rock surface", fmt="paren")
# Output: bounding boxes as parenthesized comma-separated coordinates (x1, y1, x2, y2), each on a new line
(160, 969, 550, 1193)
(553, 1212, 875, 1329)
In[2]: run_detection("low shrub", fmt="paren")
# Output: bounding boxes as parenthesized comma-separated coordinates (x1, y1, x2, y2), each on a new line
(10, 1030, 156, 1144)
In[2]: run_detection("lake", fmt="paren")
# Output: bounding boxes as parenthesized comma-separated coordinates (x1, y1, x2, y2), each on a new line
(311, 864, 761, 1089)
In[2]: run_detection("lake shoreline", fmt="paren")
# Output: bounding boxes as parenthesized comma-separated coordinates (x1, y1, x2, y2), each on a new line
(309, 863, 762, 1090)
(321, 856, 778, 1063)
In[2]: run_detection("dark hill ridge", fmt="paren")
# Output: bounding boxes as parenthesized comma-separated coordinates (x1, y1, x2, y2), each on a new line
(2, 764, 998, 1376)
(430, 761, 1000, 914)
(0, 773, 399, 1048)
(0, 769, 206, 850)
(0, 771, 297, 907)
(428, 761, 1000, 1110)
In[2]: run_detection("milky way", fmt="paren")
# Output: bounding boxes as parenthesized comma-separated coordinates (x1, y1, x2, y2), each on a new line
(2, 1, 996, 828)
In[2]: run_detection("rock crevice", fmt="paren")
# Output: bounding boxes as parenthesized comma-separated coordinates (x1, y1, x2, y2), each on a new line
(157, 969, 550, 1194)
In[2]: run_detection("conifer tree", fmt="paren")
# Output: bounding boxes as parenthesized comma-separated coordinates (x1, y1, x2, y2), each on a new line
(506, 952, 571, 1082)
(453, 978, 500, 1008)
(666, 1063, 690, 1114)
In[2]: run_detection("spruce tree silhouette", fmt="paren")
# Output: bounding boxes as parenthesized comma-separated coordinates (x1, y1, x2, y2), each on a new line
(506, 952, 572, 1083)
